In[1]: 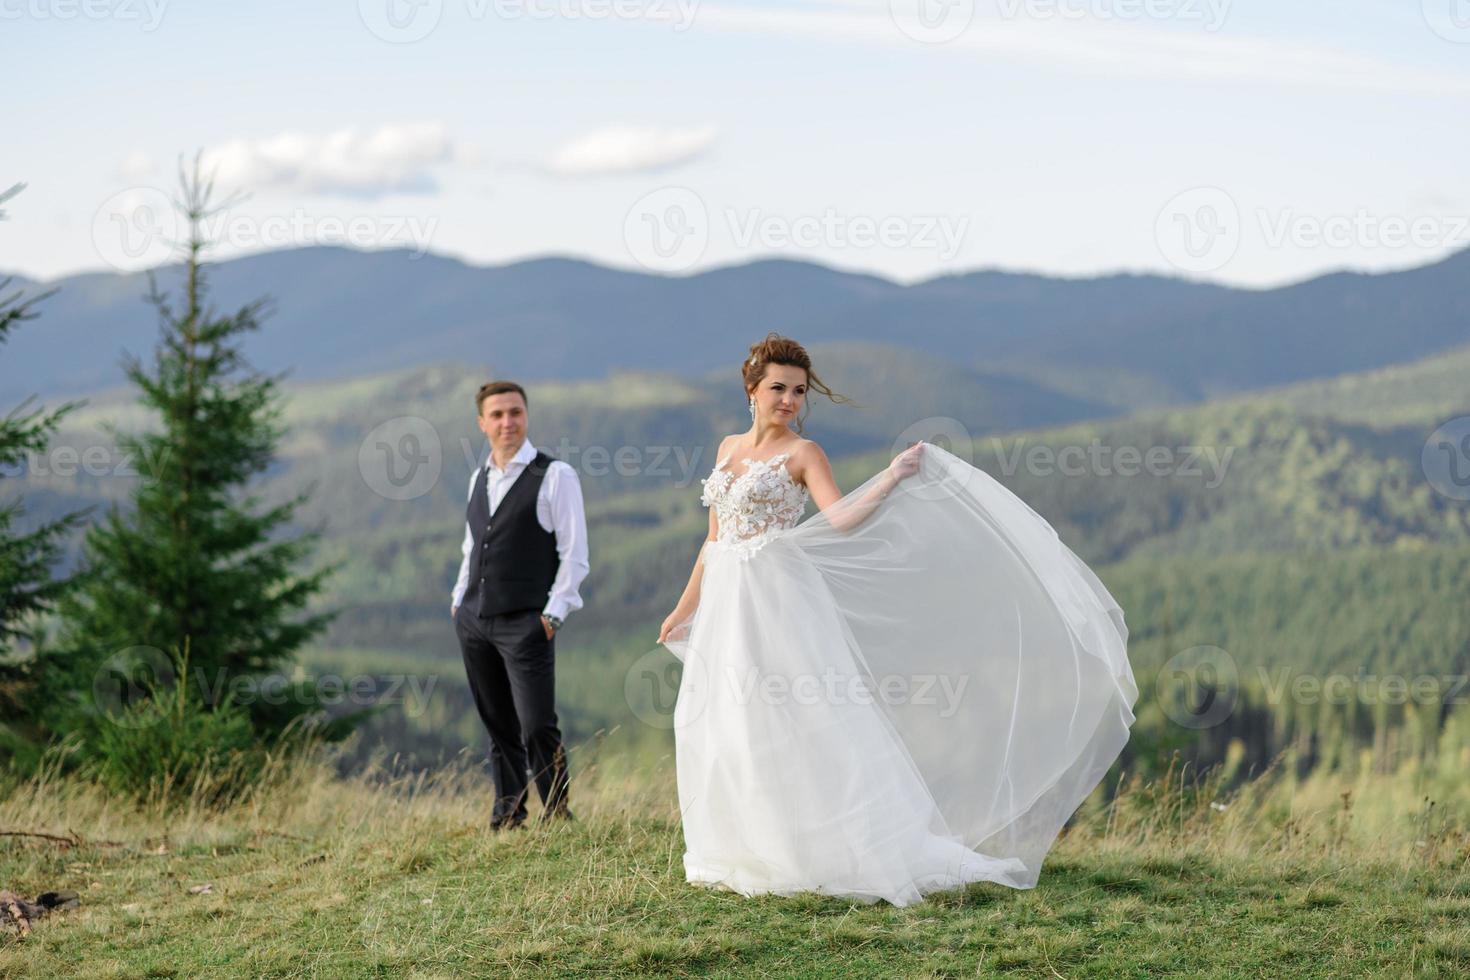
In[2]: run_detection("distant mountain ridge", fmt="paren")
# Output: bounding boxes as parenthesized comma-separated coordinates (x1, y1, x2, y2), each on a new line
(4, 246, 1469, 420)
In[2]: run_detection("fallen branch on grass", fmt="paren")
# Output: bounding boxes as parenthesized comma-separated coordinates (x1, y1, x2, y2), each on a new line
(0, 890, 80, 938)
(0, 829, 122, 849)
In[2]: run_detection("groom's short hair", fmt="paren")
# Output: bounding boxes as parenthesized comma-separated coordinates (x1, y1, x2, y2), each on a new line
(476, 380, 527, 414)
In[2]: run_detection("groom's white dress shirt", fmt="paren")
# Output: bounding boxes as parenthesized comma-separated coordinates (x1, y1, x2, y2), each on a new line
(450, 438, 589, 622)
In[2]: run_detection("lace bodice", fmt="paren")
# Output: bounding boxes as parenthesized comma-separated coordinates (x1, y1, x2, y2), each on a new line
(700, 451, 809, 560)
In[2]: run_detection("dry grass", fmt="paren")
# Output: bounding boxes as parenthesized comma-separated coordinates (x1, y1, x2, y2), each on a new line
(2, 741, 1468, 977)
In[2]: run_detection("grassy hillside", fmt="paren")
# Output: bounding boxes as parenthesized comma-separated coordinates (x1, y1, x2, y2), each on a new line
(1, 750, 1467, 976)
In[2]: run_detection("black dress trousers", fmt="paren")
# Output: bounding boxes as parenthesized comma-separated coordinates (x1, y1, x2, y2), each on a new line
(454, 605, 569, 824)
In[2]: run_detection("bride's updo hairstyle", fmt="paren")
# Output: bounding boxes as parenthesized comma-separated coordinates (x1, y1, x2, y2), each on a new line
(742, 333, 851, 434)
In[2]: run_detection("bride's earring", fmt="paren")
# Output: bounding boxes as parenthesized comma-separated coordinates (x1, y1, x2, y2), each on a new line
(748, 396, 756, 421)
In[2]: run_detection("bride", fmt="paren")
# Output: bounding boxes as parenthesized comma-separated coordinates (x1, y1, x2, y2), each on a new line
(657, 334, 1138, 907)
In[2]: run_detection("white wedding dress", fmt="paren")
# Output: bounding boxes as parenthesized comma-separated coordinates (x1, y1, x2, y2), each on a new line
(663, 442, 1137, 907)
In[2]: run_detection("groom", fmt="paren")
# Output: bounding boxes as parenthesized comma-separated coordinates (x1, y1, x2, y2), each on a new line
(451, 380, 589, 829)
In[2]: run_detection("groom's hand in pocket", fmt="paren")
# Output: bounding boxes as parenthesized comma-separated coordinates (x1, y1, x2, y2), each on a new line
(540, 615, 556, 640)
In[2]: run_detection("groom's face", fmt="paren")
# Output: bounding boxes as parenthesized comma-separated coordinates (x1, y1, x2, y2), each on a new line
(478, 391, 528, 456)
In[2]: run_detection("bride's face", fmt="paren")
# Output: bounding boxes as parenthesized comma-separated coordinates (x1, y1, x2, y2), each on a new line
(750, 364, 808, 426)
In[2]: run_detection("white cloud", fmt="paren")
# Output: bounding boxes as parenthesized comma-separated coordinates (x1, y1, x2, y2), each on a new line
(197, 122, 453, 198)
(545, 124, 718, 177)
(116, 149, 157, 185)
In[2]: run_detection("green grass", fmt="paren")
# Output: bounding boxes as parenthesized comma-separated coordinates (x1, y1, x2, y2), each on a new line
(3, 748, 1468, 978)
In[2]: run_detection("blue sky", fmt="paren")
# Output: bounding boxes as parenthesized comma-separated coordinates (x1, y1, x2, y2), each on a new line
(5, 0, 1469, 287)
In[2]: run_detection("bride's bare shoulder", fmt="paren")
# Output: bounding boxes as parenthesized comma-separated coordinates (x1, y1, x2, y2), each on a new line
(787, 438, 830, 473)
(788, 436, 822, 456)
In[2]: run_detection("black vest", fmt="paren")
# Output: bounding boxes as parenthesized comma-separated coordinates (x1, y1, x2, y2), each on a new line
(461, 450, 561, 619)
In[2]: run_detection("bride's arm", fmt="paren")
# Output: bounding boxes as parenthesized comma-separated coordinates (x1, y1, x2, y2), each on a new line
(798, 441, 922, 533)
(658, 505, 717, 642)
(659, 435, 733, 643)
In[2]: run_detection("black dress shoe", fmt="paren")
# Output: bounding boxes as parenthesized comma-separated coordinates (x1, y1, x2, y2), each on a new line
(539, 806, 575, 825)
(490, 814, 527, 832)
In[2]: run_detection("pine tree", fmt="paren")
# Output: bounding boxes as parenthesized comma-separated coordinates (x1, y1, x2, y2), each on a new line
(59, 156, 351, 746)
(0, 182, 86, 760)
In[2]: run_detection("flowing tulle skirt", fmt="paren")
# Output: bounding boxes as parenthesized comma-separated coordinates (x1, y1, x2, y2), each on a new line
(664, 443, 1137, 906)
